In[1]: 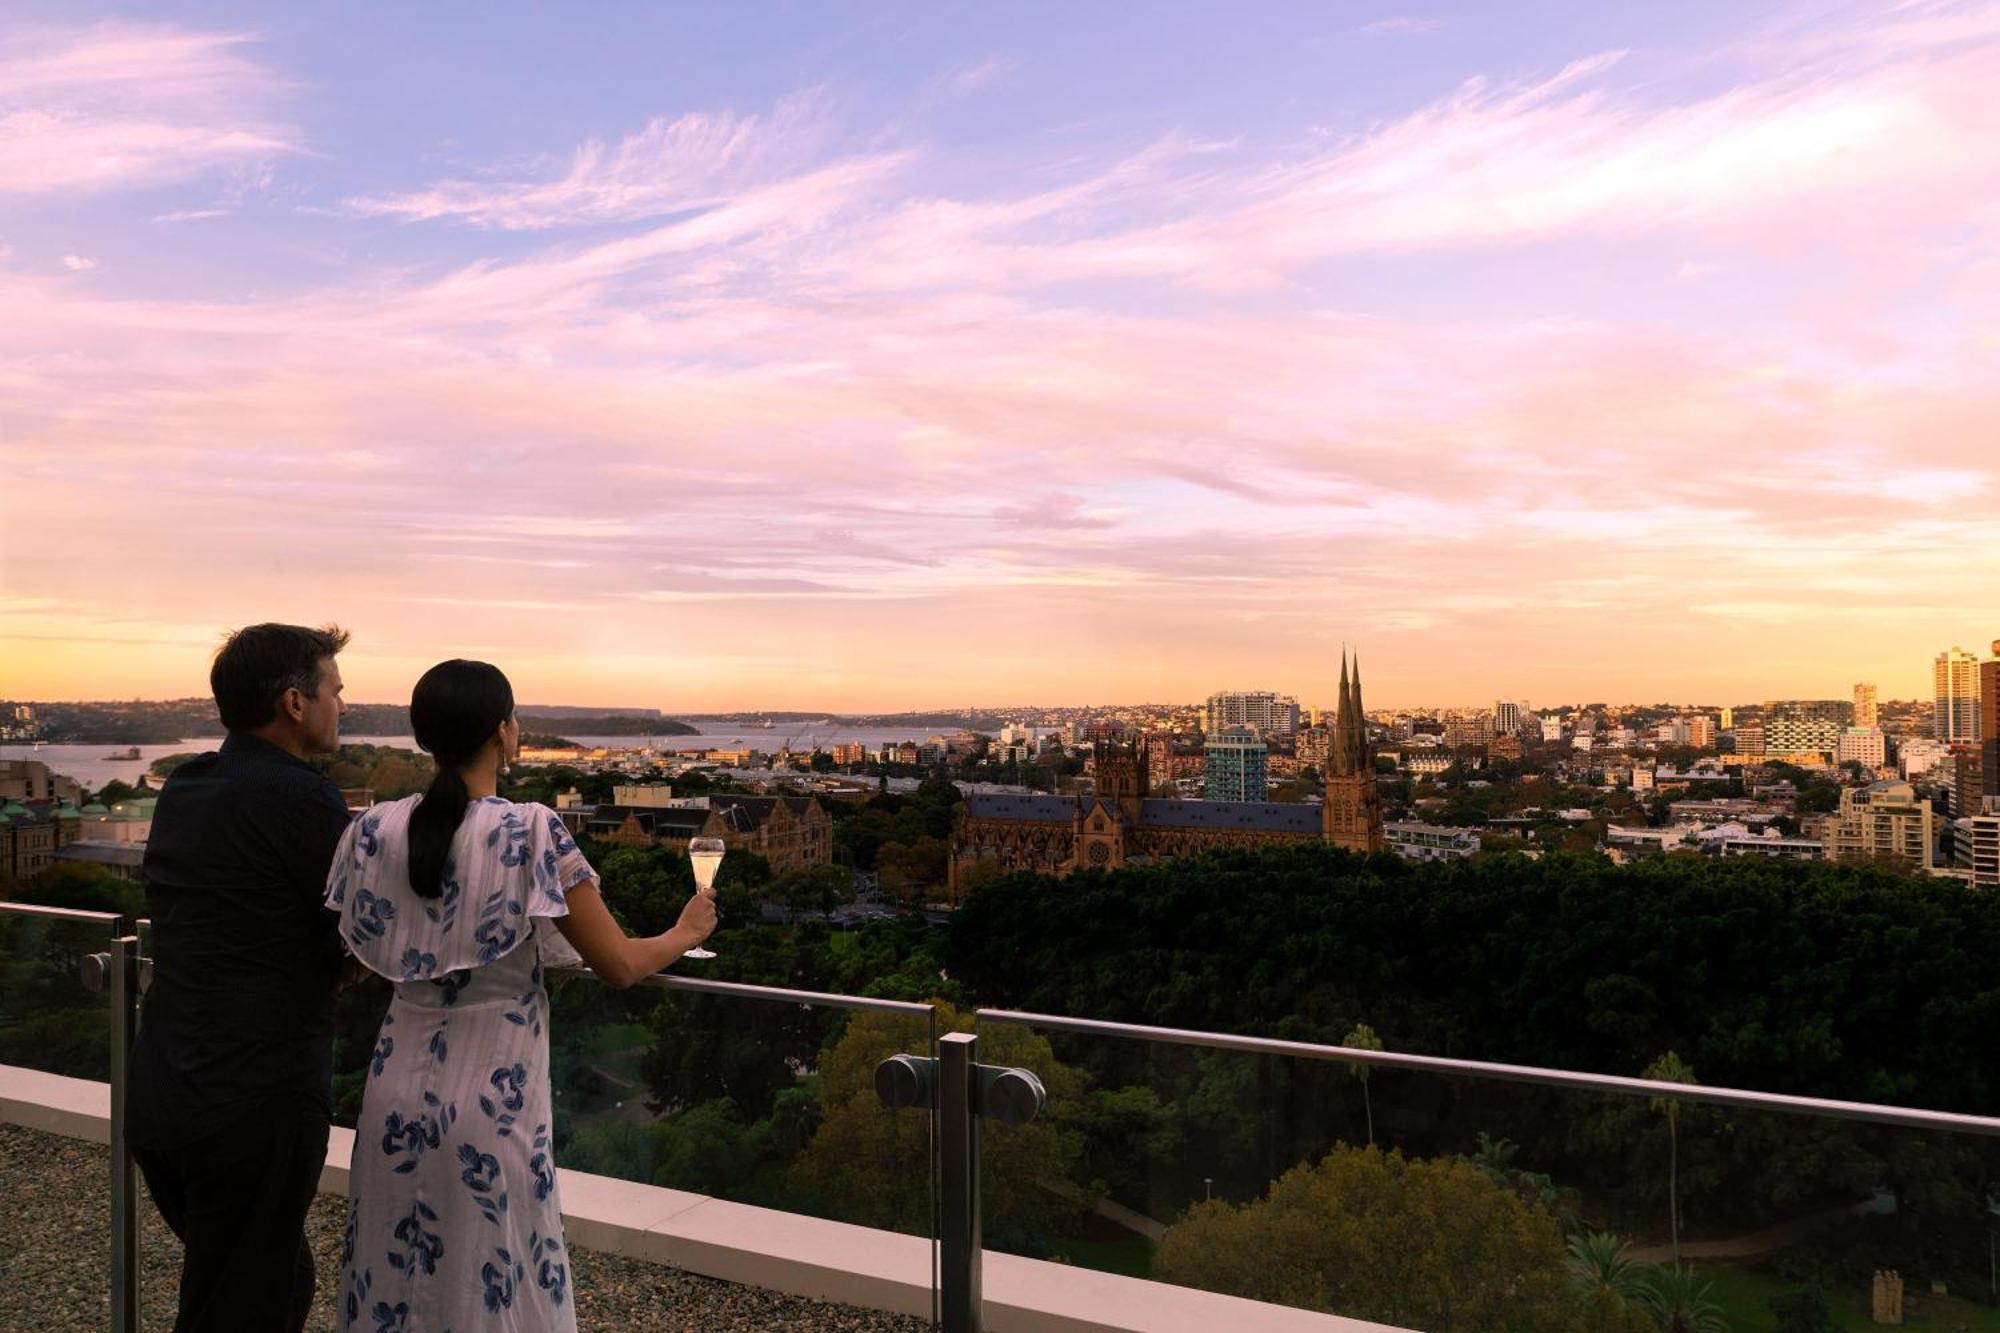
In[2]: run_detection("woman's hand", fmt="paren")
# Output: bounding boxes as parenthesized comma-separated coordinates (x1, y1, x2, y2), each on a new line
(671, 889, 719, 951)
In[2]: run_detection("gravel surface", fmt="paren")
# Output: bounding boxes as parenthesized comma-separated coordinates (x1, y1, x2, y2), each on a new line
(0, 1123, 930, 1331)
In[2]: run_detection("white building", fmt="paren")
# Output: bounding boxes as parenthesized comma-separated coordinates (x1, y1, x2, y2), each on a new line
(1852, 682, 1878, 729)
(1493, 700, 1525, 735)
(1605, 824, 1697, 854)
(1715, 830, 1826, 860)
(1900, 737, 1950, 780)
(1953, 814, 2000, 888)
(1540, 715, 1564, 743)
(1384, 821, 1481, 862)
(1935, 646, 1983, 742)
(1836, 727, 1887, 769)
(1204, 690, 1301, 737)
(1827, 780, 1935, 870)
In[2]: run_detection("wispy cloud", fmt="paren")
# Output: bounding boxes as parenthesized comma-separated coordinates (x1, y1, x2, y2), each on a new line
(1361, 17, 1443, 36)
(345, 90, 836, 230)
(5, 6, 1999, 706)
(60, 254, 97, 271)
(0, 22, 295, 195)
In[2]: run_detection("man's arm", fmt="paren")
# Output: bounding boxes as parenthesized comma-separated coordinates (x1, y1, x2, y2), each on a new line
(279, 777, 356, 975)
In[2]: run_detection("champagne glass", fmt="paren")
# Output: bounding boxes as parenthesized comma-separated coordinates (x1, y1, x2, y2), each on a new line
(684, 836, 724, 959)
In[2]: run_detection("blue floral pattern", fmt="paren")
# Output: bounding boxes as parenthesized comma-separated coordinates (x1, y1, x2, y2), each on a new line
(328, 796, 588, 1332)
(380, 1093, 456, 1175)
(347, 888, 396, 946)
(388, 1201, 444, 1276)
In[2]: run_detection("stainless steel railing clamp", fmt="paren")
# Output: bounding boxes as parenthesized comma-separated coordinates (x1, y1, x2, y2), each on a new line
(875, 1034, 1044, 1333)
(79, 951, 152, 996)
(874, 1050, 1047, 1127)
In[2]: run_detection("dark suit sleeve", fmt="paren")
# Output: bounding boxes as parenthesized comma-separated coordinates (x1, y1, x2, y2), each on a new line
(279, 778, 355, 970)
(281, 779, 354, 900)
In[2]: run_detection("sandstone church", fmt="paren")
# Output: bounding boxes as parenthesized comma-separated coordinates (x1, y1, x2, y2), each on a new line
(949, 655, 1385, 890)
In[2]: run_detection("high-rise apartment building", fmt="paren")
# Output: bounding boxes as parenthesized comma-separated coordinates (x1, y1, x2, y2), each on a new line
(1719, 706, 1735, 731)
(1204, 691, 1300, 737)
(1981, 642, 1999, 806)
(1540, 715, 1563, 743)
(1826, 780, 1934, 870)
(1204, 726, 1269, 802)
(1935, 647, 1982, 742)
(1852, 682, 1878, 729)
(1493, 700, 1524, 735)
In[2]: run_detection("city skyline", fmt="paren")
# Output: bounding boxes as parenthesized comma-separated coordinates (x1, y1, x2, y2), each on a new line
(4, 3, 1999, 709)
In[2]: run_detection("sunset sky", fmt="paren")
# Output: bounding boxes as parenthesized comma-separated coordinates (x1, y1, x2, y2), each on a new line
(2, 2, 1997, 712)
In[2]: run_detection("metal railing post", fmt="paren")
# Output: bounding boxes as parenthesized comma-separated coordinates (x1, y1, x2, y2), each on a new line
(937, 1032, 980, 1333)
(876, 1037, 1044, 1333)
(107, 934, 140, 1333)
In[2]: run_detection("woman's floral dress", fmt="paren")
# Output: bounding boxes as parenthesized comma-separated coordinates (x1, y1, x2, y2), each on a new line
(326, 796, 594, 1333)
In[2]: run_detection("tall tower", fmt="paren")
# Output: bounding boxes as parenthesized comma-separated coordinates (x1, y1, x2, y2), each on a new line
(1982, 642, 2000, 808)
(1852, 682, 1878, 730)
(1322, 653, 1385, 853)
(1935, 647, 1981, 742)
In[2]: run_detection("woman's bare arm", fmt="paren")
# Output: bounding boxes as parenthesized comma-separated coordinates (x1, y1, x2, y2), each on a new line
(552, 881, 716, 988)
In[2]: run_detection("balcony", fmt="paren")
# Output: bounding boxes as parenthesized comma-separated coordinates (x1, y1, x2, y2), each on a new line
(4, 898, 1998, 1331)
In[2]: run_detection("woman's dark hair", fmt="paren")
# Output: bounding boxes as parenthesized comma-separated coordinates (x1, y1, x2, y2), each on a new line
(407, 659, 515, 900)
(211, 623, 350, 733)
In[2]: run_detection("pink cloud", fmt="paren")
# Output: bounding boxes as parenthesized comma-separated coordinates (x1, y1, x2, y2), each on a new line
(345, 90, 836, 230)
(5, 6, 2000, 707)
(0, 23, 295, 195)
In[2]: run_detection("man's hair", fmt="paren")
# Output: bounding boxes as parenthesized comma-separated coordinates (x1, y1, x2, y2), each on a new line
(211, 623, 350, 733)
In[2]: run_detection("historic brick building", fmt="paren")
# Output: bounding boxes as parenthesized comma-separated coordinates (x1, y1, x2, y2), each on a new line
(570, 794, 833, 875)
(951, 656, 1385, 889)
(0, 799, 86, 884)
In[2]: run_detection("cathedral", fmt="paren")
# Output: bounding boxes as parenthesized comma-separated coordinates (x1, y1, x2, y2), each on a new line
(950, 655, 1385, 890)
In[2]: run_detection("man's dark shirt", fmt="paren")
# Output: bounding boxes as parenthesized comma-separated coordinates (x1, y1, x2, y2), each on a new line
(129, 733, 352, 1150)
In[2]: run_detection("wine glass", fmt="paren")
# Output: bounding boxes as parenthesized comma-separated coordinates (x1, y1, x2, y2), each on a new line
(684, 836, 724, 959)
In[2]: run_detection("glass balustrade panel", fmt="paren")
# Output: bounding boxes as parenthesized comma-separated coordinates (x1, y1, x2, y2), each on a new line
(0, 903, 120, 1080)
(974, 1017, 2000, 1331)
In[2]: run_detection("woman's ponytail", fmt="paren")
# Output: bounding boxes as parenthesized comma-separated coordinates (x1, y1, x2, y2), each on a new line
(408, 763, 471, 899)
(406, 658, 515, 900)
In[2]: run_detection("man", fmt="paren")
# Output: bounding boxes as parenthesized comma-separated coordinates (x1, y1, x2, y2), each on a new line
(129, 623, 353, 1332)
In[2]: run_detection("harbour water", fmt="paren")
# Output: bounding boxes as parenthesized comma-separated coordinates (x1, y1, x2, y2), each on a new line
(2, 725, 992, 792)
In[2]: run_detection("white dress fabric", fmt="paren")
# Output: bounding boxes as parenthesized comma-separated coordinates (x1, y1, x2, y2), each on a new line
(325, 796, 594, 1333)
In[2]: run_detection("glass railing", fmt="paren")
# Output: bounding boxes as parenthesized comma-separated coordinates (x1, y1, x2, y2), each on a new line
(548, 969, 939, 1246)
(974, 1008, 2000, 1331)
(16, 900, 2000, 1333)
(0, 900, 123, 1080)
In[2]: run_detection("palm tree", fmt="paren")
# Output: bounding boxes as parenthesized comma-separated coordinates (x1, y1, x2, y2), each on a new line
(1644, 1050, 1699, 1265)
(1638, 1265, 1729, 1333)
(1565, 1231, 1649, 1303)
(1342, 1022, 1383, 1147)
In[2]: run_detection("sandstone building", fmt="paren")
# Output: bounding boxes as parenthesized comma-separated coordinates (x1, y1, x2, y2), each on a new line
(951, 656, 1385, 889)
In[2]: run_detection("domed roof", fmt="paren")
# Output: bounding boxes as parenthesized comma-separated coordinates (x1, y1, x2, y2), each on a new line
(53, 802, 81, 819)
(0, 801, 28, 817)
(80, 801, 110, 815)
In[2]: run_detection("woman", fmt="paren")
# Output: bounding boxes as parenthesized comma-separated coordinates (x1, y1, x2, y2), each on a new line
(326, 660, 715, 1332)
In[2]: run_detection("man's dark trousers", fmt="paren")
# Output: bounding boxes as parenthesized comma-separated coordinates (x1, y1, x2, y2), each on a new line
(132, 1094, 329, 1333)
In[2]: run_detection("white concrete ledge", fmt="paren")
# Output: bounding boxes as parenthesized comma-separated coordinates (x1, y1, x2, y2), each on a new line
(1, 1065, 1398, 1332)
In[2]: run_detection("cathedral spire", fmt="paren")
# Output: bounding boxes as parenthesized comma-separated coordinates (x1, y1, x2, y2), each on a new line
(1347, 655, 1366, 772)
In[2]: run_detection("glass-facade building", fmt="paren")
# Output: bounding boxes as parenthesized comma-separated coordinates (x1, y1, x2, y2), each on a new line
(1204, 726, 1269, 802)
